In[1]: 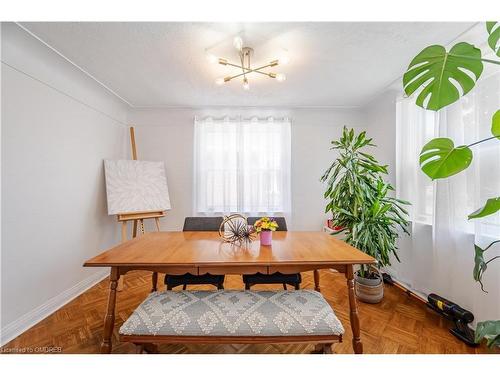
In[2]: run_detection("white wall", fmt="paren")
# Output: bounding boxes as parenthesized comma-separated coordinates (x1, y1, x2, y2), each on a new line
(128, 107, 370, 231)
(1, 23, 128, 344)
(362, 89, 399, 187)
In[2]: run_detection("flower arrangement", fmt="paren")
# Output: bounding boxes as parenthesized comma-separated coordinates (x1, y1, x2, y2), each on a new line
(253, 217, 279, 233)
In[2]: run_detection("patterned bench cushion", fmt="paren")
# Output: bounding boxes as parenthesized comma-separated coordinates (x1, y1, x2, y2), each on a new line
(119, 290, 344, 337)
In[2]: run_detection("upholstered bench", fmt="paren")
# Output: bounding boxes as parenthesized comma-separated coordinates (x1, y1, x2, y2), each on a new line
(119, 289, 344, 354)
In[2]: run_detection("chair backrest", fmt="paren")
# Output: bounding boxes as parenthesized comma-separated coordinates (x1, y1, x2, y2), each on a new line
(247, 217, 287, 231)
(183, 217, 224, 232)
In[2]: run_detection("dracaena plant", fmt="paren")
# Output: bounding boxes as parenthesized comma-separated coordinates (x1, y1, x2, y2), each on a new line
(321, 127, 410, 278)
(403, 21, 500, 347)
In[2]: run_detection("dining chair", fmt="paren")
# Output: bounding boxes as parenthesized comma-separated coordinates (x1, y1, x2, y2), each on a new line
(243, 217, 302, 290)
(164, 217, 225, 290)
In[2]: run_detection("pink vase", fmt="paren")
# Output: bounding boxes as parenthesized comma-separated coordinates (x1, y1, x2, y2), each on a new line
(260, 230, 272, 246)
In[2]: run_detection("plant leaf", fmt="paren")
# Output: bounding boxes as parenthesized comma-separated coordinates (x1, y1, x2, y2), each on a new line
(486, 22, 500, 57)
(475, 320, 500, 348)
(468, 197, 500, 219)
(492, 109, 500, 138)
(419, 138, 473, 179)
(472, 240, 500, 293)
(403, 42, 483, 111)
(473, 244, 488, 292)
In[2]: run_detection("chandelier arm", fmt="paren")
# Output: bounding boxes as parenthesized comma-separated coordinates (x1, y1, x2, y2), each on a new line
(253, 70, 275, 77)
(222, 61, 277, 73)
(224, 63, 278, 81)
(224, 62, 251, 71)
(227, 69, 276, 81)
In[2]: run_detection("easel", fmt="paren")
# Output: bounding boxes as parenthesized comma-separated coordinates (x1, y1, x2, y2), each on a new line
(116, 127, 165, 291)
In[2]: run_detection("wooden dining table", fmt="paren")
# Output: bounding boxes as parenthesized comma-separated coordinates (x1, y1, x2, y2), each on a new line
(83, 231, 376, 354)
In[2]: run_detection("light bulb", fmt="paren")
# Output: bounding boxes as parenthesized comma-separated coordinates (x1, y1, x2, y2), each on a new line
(278, 55, 290, 65)
(206, 53, 218, 64)
(242, 78, 250, 90)
(276, 73, 286, 82)
(233, 36, 243, 51)
(215, 77, 225, 85)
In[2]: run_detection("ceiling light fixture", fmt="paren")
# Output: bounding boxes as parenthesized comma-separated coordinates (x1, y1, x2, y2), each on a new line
(210, 36, 288, 90)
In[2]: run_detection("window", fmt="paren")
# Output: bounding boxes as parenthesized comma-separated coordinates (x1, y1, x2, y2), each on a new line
(194, 116, 291, 215)
(395, 100, 438, 225)
(396, 67, 500, 237)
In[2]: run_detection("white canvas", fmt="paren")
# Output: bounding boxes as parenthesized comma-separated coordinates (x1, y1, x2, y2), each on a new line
(104, 160, 171, 215)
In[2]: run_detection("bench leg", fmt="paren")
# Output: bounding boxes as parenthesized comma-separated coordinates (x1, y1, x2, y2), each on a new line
(312, 343, 333, 354)
(245, 283, 250, 290)
(312, 343, 323, 353)
(143, 343, 159, 354)
(135, 344, 144, 354)
(283, 283, 287, 290)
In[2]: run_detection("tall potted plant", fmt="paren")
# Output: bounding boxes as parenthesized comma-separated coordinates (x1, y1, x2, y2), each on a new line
(321, 127, 410, 303)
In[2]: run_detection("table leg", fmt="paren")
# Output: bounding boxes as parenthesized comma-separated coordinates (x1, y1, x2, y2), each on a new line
(101, 267, 119, 354)
(151, 272, 158, 292)
(313, 269, 321, 292)
(346, 264, 363, 354)
(117, 222, 128, 292)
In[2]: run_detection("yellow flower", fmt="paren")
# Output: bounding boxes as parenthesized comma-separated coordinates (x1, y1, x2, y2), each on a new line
(253, 217, 279, 232)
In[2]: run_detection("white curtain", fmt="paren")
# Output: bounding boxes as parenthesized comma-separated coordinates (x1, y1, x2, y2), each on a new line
(394, 64, 500, 324)
(193, 116, 291, 217)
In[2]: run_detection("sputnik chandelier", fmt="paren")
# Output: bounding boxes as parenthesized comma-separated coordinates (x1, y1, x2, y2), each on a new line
(206, 36, 289, 90)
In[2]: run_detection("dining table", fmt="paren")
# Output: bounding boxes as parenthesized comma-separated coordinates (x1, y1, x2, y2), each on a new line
(83, 230, 376, 354)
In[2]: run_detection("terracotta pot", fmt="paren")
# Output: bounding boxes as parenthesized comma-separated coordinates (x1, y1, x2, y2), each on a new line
(354, 270, 384, 304)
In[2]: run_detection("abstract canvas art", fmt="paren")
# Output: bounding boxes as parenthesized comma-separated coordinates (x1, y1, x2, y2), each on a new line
(104, 160, 171, 215)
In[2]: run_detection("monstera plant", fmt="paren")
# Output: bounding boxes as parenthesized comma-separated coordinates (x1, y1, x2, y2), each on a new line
(403, 21, 500, 348)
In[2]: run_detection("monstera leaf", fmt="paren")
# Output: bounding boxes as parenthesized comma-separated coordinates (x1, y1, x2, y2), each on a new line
(486, 22, 500, 57)
(403, 42, 483, 111)
(419, 138, 473, 179)
(475, 320, 500, 348)
(469, 197, 500, 219)
(492, 109, 500, 138)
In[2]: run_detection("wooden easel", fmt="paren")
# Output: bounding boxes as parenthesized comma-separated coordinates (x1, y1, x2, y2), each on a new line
(116, 127, 165, 291)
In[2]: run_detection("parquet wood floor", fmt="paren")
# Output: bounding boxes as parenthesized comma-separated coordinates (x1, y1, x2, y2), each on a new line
(1, 270, 497, 354)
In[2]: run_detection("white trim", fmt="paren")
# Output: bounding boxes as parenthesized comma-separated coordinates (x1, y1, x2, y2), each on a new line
(130, 105, 361, 110)
(0, 269, 109, 346)
(15, 22, 133, 108)
(1, 61, 128, 126)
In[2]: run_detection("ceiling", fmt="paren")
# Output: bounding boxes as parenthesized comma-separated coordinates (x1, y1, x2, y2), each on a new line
(21, 22, 474, 108)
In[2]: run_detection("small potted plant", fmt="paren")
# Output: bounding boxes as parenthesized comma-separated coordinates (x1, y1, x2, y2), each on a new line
(253, 217, 279, 246)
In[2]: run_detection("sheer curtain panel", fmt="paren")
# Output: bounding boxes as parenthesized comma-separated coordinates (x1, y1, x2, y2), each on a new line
(394, 63, 500, 324)
(193, 116, 291, 217)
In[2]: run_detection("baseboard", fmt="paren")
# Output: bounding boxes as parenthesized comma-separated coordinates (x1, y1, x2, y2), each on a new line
(0, 269, 109, 346)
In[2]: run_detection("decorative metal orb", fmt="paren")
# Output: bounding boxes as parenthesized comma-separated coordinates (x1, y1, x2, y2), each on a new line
(219, 214, 256, 244)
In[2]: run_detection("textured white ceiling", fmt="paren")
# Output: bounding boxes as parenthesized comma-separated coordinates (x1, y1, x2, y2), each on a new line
(21, 22, 474, 108)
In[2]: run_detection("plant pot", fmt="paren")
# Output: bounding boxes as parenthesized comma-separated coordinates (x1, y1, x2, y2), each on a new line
(354, 270, 384, 304)
(259, 231, 272, 246)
